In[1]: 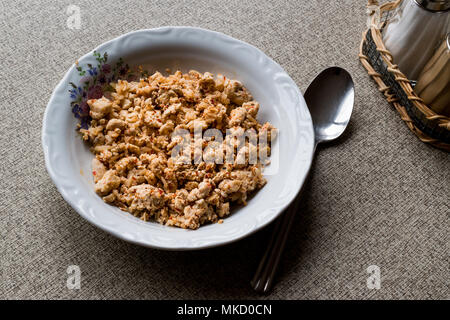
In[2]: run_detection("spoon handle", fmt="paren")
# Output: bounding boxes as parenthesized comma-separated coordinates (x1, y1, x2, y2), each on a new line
(251, 189, 302, 293)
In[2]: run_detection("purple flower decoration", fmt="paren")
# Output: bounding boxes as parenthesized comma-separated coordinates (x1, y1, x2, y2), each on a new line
(98, 74, 107, 84)
(69, 51, 129, 131)
(80, 75, 92, 84)
(119, 67, 127, 76)
(80, 117, 90, 129)
(87, 85, 103, 99)
(102, 64, 111, 74)
(72, 104, 81, 118)
(80, 101, 89, 114)
(88, 67, 98, 76)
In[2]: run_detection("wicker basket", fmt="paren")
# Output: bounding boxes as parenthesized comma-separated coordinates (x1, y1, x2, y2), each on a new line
(359, 0, 450, 152)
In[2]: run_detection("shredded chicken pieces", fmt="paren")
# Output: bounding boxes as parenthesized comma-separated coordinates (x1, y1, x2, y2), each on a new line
(81, 70, 275, 229)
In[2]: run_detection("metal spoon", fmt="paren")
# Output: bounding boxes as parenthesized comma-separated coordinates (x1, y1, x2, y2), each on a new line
(251, 67, 354, 294)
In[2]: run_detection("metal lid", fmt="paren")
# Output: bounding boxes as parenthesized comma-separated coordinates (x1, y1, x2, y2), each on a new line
(414, 0, 450, 11)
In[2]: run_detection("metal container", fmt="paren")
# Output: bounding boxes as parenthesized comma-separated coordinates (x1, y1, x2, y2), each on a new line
(382, 0, 450, 80)
(415, 34, 450, 116)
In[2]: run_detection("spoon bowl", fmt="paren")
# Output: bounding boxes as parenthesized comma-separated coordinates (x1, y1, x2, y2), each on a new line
(304, 67, 354, 145)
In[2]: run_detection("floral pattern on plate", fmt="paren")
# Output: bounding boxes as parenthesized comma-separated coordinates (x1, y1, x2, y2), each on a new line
(69, 51, 149, 129)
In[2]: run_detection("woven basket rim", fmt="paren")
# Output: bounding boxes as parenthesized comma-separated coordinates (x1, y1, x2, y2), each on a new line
(359, 0, 450, 152)
(368, 0, 450, 126)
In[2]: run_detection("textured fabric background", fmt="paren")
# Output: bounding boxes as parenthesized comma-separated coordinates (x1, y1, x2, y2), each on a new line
(0, 0, 448, 300)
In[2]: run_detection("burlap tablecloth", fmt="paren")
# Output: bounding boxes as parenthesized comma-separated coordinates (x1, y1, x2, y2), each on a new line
(1, 0, 448, 299)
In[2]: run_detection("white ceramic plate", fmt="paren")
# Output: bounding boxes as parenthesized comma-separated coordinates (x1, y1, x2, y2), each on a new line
(42, 27, 314, 250)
